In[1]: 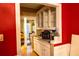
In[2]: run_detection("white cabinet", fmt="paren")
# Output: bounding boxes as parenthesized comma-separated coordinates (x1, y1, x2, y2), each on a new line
(36, 12, 43, 29)
(34, 38, 50, 56)
(36, 7, 56, 29)
(43, 10, 49, 29)
(70, 34, 79, 56)
(44, 46, 50, 56)
(54, 44, 70, 56)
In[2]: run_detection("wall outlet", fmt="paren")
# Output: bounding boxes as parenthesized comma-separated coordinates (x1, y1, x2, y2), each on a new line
(0, 34, 4, 41)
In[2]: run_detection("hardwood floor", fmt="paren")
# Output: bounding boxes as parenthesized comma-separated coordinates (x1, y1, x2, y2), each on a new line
(30, 51, 38, 56)
(21, 45, 38, 56)
(21, 45, 27, 56)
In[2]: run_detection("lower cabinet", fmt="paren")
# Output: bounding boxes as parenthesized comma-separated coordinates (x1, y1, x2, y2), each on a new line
(54, 44, 70, 56)
(34, 38, 50, 56)
(34, 37, 70, 56)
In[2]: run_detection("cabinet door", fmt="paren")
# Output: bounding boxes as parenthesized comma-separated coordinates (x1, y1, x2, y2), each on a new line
(41, 12, 43, 28)
(48, 9, 56, 29)
(39, 13, 41, 28)
(34, 39, 42, 56)
(54, 44, 70, 56)
(34, 39, 51, 56)
(34, 41, 38, 53)
(36, 13, 43, 28)
(36, 14, 40, 28)
(43, 10, 49, 29)
(41, 44, 50, 56)
(37, 43, 43, 56)
(34, 39, 38, 53)
(51, 12, 56, 28)
(70, 35, 79, 56)
(44, 46, 50, 56)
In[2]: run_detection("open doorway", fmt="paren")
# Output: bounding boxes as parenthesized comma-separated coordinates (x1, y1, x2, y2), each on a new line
(20, 3, 55, 56)
(20, 3, 39, 56)
(20, 3, 56, 56)
(19, 3, 62, 56)
(20, 16, 36, 55)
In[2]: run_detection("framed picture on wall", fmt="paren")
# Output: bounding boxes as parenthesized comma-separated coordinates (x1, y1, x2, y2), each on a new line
(0, 34, 4, 41)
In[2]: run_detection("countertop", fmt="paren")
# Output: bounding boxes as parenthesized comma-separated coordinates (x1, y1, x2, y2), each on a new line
(34, 36, 52, 43)
(33, 36, 54, 45)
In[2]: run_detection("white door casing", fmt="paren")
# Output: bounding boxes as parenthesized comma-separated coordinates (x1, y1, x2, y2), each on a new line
(15, 3, 62, 55)
(15, 3, 21, 56)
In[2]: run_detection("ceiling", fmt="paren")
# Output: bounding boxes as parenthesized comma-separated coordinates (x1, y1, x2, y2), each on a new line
(20, 3, 56, 13)
(20, 3, 45, 10)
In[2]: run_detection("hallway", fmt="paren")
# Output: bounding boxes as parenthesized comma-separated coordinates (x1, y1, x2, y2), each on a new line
(21, 45, 38, 56)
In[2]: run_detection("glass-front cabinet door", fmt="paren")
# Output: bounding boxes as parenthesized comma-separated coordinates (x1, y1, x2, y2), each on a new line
(36, 6, 56, 30)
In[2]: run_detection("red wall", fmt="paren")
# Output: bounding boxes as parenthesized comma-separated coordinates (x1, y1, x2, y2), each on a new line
(0, 3, 17, 56)
(54, 3, 79, 46)
(54, 4, 72, 46)
(62, 3, 79, 44)
(70, 4, 79, 34)
(62, 3, 72, 44)
(0, 3, 79, 55)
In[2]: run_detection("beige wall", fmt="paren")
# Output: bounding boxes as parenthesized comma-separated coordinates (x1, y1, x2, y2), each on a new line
(20, 11, 36, 20)
(20, 20, 24, 33)
(20, 11, 36, 33)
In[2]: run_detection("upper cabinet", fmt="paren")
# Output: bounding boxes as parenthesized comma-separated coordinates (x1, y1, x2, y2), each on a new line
(36, 6, 56, 30)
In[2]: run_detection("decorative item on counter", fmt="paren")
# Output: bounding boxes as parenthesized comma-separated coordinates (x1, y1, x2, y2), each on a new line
(41, 30, 50, 39)
(50, 27, 60, 40)
(55, 31, 59, 36)
(52, 27, 59, 36)
(50, 31, 54, 40)
(52, 27, 56, 36)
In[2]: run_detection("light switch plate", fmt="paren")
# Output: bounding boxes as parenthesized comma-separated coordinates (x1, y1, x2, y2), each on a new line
(0, 34, 4, 41)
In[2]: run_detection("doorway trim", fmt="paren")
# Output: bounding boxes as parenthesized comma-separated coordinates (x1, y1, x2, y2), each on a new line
(15, 3, 21, 56)
(15, 3, 62, 55)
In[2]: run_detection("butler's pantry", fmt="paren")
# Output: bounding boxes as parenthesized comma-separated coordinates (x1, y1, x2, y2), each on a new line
(19, 3, 62, 56)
